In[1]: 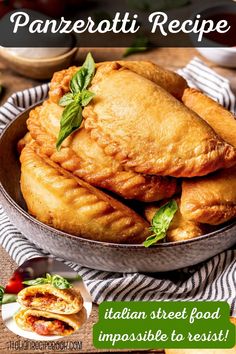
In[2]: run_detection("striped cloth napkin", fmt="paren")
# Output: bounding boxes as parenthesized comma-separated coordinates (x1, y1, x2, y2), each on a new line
(0, 58, 235, 313)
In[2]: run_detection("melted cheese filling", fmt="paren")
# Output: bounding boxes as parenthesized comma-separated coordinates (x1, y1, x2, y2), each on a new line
(25, 292, 68, 310)
(26, 315, 73, 336)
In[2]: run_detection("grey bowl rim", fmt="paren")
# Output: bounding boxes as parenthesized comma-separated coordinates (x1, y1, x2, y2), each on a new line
(0, 102, 235, 250)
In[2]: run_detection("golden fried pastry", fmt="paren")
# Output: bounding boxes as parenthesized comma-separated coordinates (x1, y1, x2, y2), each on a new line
(182, 88, 236, 147)
(83, 63, 236, 177)
(17, 284, 83, 315)
(27, 100, 177, 202)
(17, 132, 33, 154)
(231, 318, 236, 325)
(144, 199, 205, 242)
(118, 61, 187, 99)
(181, 166, 236, 225)
(181, 88, 236, 225)
(14, 307, 87, 336)
(20, 144, 150, 243)
(49, 60, 187, 103)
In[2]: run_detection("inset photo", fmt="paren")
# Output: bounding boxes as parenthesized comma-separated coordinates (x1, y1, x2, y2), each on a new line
(1, 257, 92, 340)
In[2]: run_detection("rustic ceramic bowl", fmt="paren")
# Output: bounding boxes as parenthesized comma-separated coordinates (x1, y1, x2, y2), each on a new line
(0, 47, 78, 80)
(0, 105, 235, 273)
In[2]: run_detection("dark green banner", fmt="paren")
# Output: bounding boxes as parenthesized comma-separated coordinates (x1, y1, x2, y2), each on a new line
(93, 301, 235, 349)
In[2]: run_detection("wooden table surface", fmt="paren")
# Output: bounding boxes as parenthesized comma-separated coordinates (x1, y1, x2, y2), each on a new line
(0, 47, 235, 354)
(1, 47, 236, 104)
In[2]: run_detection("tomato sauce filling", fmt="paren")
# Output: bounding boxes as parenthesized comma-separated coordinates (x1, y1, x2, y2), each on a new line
(26, 315, 72, 336)
(24, 292, 65, 307)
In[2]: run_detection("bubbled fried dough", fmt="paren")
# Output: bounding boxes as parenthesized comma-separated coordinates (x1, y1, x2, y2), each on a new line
(27, 101, 177, 202)
(181, 166, 236, 225)
(49, 60, 187, 103)
(181, 88, 236, 225)
(14, 307, 87, 336)
(17, 132, 33, 154)
(116, 60, 187, 99)
(20, 144, 150, 243)
(83, 64, 236, 177)
(182, 88, 236, 147)
(144, 199, 205, 242)
(17, 284, 83, 315)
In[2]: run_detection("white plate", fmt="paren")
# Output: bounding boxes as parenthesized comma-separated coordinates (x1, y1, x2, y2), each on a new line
(2, 279, 92, 341)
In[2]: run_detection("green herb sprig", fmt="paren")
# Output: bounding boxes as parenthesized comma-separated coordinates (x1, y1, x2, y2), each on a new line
(2, 294, 17, 304)
(56, 53, 95, 150)
(23, 273, 72, 290)
(123, 35, 149, 57)
(143, 200, 178, 247)
(0, 285, 4, 304)
(0, 285, 17, 304)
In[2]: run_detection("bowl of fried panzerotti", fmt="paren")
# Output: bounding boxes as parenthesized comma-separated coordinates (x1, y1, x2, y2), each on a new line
(0, 53, 236, 272)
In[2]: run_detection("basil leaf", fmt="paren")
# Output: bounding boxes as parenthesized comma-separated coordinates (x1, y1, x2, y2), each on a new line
(2, 293, 17, 304)
(0, 286, 4, 304)
(23, 274, 72, 290)
(143, 200, 178, 247)
(56, 53, 95, 148)
(64, 275, 82, 283)
(82, 52, 96, 89)
(51, 275, 72, 289)
(70, 67, 87, 94)
(59, 93, 74, 107)
(46, 273, 52, 282)
(70, 53, 95, 93)
(56, 102, 83, 150)
(143, 234, 165, 248)
(23, 278, 48, 286)
(80, 90, 95, 107)
(123, 35, 149, 57)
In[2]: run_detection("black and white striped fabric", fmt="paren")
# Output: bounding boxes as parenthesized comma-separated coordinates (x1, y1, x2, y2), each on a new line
(0, 58, 236, 314)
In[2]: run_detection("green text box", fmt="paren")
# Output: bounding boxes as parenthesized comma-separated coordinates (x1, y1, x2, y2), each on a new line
(93, 301, 235, 349)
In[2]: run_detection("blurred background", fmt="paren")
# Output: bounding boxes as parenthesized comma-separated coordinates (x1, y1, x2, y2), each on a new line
(0, 0, 235, 103)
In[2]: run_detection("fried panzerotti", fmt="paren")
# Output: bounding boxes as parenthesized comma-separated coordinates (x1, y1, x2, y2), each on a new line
(17, 284, 83, 315)
(181, 166, 236, 225)
(27, 101, 177, 202)
(182, 88, 236, 147)
(117, 61, 187, 99)
(144, 199, 205, 242)
(49, 60, 187, 103)
(17, 132, 32, 154)
(14, 308, 87, 336)
(20, 144, 150, 243)
(181, 88, 236, 225)
(83, 63, 236, 177)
